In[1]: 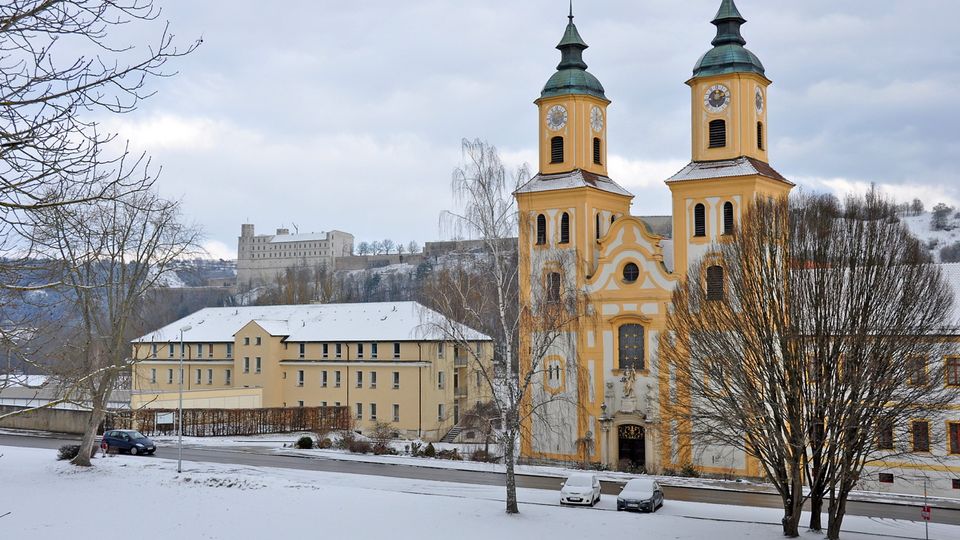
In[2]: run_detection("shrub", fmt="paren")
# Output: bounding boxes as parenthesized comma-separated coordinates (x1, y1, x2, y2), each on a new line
(57, 444, 95, 461)
(941, 241, 960, 263)
(589, 461, 610, 472)
(348, 439, 372, 454)
(295, 436, 314, 449)
(680, 463, 701, 478)
(436, 448, 462, 461)
(318, 438, 333, 449)
(409, 441, 422, 456)
(370, 422, 396, 449)
(422, 442, 436, 458)
(373, 443, 398, 455)
(335, 431, 355, 450)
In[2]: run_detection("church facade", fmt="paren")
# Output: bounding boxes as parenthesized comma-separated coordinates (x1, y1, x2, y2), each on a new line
(516, 0, 960, 497)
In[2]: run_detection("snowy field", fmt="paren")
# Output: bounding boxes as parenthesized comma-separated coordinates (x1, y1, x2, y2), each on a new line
(1, 445, 958, 540)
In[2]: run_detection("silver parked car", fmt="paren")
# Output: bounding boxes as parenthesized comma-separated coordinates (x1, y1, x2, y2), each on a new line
(617, 478, 664, 512)
(560, 473, 601, 506)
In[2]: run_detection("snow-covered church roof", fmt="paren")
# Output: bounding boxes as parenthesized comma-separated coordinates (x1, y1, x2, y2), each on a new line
(132, 302, 491, 344)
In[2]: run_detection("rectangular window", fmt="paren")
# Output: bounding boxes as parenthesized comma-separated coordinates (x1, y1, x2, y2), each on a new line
(197, 343, 203, 357)
(370, 371, 377, 389)
(546, 272, 561, 303)
(907, 356, 927, 386)
(244, 357, 250, 373)
(226, 369, 232, 385)
(912, 421, 930, 452)
(335, 402, 340, 407)
(151, 344, 157, 359)
(150, 369, 157, 384)
(371, 343, 378, 359)
(323, 343, 329, 358)
(336, 343, 342, 359)
(878, 473, 894, 484)
(209, 344, 214, 358)
(438, 342, 444, 358)
(226, 343, 233, 358)
(476, 371, 482, 389)
(393, 404, 400, 423)
(335, 370, 341, 388)
(195, 369, 201, 384)
(356, 403, 363, 420)
(299, 343, 305, 359)
(298, 370, 304, 387)
(356, 371, 363, 388)
(877, 420, 894, 450)
(953, 479, 960, 490)
(169, 344, 175, 358)
(255, 357, 262, 374)
(207, 369, 213, 385)
(357, 343, 364, 359)
(321, 401, 327, 407)
(950, 423, 960, 455)
(438, 371, 445, 390)
(167, 369, 174, 384)
(256, 336, 262, 346)
(618, 324, 645, 370)
(393, 371, 400, 389)
(298, 400, 304, 407)
(393, 342, 400, 359)
(322, 370, 328, 388)
(244, 337, 250, 346)
(438, 404, 445, 421)
(947, 358, 960, 386)
(370, 403, 377, 421)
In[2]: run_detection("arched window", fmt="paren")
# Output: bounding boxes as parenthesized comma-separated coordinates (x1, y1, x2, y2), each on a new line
(706, 266, 724, 301)
(618, 324, 645, 370)
(546, 272, 561, 304)
(551, 137, 564, 163)
(595, 213, 601, 240)
(593, 137, 602, 164)
(709, 119, 726, 148)
(623, 263, 640, 283)
(694, 203, 706, 237)
(536, 214, 547, 245)
(757, 122, 764, 150)
(560, 213, 570, 244)
(723, 202, 735, 235)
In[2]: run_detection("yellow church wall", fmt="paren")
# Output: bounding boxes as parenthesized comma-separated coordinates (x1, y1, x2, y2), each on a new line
(688, 72, 770, 163)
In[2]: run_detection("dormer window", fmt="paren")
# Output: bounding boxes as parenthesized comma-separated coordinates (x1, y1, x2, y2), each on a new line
(709, 120, 726, 148)
(550, 137, 564, 163)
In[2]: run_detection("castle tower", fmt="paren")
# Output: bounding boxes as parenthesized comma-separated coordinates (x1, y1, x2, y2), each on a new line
(668, 0, 793, 275)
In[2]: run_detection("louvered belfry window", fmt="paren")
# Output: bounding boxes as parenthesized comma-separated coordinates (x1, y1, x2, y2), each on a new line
(593, 137, 602, 164)
(551, 136, 564, 163)
(536, 214, 547, 245)
(706, 265, 724, 301)
(723, 202, 735, 235)
(560, 213, 570, 244)
(694, 203, 706, 237)
(757, 122, 764, 150)
(709, 119, 726, 148)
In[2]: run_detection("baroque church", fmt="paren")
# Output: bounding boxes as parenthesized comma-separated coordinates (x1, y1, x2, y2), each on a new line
(516, 0, 793, 477)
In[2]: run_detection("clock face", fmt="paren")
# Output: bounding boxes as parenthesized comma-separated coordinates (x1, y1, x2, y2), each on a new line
(704, 84, 731, 113)
(546, 105, 568, 131)
(755, 87, 764, 115)
(590, 106, 604, 132)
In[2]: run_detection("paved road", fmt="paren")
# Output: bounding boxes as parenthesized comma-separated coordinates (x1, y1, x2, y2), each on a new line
(3, 432, 958, 527)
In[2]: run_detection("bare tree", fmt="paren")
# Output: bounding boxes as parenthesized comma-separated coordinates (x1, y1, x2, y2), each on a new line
(382, 239, 395, 255)
(371, 240, 384, 255)
(25, 187, 200, 466)
(408, 241, 420, 255)
(357, 241, 371, 256)
(422, 139, 591, 514)
(663, 192, 956, 538)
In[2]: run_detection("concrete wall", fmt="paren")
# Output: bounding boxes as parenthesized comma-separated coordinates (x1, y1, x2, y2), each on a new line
(0, 405, 89, 434)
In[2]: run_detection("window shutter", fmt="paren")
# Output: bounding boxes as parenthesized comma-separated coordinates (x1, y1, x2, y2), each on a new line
(694, 204, 706, 237)
(593, 138, 602, 164)
(560, 213, 570, 244)
(709, 120, 726, 148)
(706, 266, 724, 301)
(723, 202, 734, 235)
(757, 122, 764, 150)
(536, 214, 547, 245)
(551, 137, 564, 163)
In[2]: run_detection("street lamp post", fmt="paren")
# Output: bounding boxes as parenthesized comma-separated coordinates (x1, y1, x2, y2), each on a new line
(178, 324, 192, 474)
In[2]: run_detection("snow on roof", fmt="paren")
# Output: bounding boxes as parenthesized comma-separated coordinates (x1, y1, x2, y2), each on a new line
(269, 232, 330, 244)
(515, 169, 633, 197)
(666, 157, 793, 186)
(132, 302, 492, 344)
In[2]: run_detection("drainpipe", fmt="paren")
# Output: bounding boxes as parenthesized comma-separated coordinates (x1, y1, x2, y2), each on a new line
(345, 343, 350, 423)
(416, 342, 422, 439)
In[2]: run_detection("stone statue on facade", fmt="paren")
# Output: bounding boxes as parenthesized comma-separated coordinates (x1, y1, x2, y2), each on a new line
(620, 367, 637, 399)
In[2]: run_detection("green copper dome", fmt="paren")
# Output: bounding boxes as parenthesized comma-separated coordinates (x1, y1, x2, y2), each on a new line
(541, 9, 607, 100)
(692, 0, 765, 78)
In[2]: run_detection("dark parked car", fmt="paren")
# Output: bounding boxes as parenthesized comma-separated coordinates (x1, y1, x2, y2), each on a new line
(102, 429, 156, 455)
(617, 478, 664, 512)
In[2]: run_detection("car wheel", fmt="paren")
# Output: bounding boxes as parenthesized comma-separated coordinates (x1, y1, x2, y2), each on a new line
(130, 446, 138, 456)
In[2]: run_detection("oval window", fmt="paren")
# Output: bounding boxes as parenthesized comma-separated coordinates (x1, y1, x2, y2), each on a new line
(623, 263, 640, 283)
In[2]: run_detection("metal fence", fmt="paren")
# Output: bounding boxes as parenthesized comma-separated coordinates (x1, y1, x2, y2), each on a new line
(106, 406, 350, 437)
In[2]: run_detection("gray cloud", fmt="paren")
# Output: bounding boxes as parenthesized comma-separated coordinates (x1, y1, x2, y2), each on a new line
(104, 0, 960, 257)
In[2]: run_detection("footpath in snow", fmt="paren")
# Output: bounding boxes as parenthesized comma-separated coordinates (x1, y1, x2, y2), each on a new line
(1, 444, 958, 540)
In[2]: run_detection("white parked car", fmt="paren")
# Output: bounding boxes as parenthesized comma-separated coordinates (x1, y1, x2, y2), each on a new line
(617, 478, 664, 512)
(560, 473, 601, 506)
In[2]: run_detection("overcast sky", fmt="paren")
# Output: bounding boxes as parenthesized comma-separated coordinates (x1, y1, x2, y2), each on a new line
(100, 0, 960, 259)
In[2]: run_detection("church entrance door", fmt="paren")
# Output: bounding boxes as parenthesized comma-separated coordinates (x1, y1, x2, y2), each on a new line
(618, 424, 645, 472)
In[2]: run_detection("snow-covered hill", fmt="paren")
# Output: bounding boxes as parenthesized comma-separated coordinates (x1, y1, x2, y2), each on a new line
(901, 210, 960, 263)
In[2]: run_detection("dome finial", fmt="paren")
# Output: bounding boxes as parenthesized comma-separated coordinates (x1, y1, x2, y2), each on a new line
(569, 0, 574, 22)
(691, 0, 765, 79)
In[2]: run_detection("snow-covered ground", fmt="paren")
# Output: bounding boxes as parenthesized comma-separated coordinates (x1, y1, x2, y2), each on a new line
(1, 445, 957, 540)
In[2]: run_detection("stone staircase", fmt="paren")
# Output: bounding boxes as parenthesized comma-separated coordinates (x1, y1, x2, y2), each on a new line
(439, 425, 463, 444)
